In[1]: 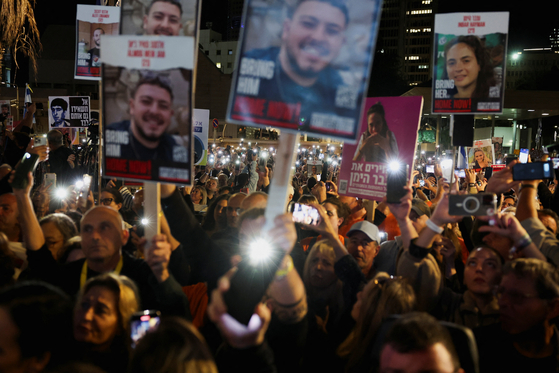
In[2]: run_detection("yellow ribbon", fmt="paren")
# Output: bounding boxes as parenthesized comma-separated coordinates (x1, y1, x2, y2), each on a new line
(80, 256, 124, 288)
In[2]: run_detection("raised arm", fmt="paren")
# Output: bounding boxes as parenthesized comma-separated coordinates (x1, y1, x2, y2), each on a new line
(12, 172, 45, 251)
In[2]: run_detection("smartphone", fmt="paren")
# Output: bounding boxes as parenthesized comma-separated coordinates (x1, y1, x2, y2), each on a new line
(290, 202, 320, 225)
(426, 165, 434, 173)
(34, 135, 47, 147)
(455, 169, 466, 178)
(552, 158, 559, 169)
(316, 174, 321, 182)
(326, 182, 331, 192)
(505, 156, 518, 166)
(386, 164, 409, 204)
(78, 174, 92, 210)
(512, 162, 553, 181)
(519, 148, 529, 163)
(11, 153, 40, 190)
(43, 173, 57, 188)
(130, 310, 160, 348)
(419, 180, 425, 187)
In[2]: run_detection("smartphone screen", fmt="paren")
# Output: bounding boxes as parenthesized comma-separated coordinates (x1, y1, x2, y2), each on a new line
(519, 148, 529, 163)
(426, 165, 434, 173)
(291, 203, 320, 225)
(512, 162, 553, 181)
(130, 311, 160, 348)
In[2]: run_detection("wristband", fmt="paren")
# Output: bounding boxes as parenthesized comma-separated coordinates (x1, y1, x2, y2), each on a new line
(520, 184, 536, 192)
(468, 183, 476, 187)
(426, 219, 444, 234)
(509, 234, 533, 258)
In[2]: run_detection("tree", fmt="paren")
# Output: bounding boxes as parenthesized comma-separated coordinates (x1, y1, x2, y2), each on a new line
(0, 0, 42, 81)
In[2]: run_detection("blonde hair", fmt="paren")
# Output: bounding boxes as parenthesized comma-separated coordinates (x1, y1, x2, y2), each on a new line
(76, 273, 140, 341)
(337, 273, 416, 371)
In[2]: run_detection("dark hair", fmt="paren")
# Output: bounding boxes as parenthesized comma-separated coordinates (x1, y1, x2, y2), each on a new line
(298, 194, 319, 204)
(219, 186, 233, 195)
(146, 0, 183, 16)
(131, 73, 174, 102)
(504, 258, 559, 300)
(93, 27, 105, 34)
(383, 312, 461, 371)
(40, 213, 79, 246)
(0, 282, 74, 368)
(538, 209, 559, 233)
(129, 317, 217, 373)
(51, 98, 68, 111)
(288, 0, 349, 26)
(442, 35, 496, 98)
(366, 101, 388, 137)
(202, 194, 230, 231)
(1, 103, 9, 110)
(307, 177, 317, 190)
(238, 208, 266, 230)
(322, 197, 351, 226)
(102, 187, 124, 205)
(236, 173, 250, 188)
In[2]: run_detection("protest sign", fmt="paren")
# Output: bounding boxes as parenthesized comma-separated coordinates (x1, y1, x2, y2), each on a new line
(307, 160, 322, 180)
(193, 108, 209, 165)
(466, 139, 495, 169)
(119, 0, 200, 36)
(75, 5, 120, 80)
(227, 0, 383, 142)
(48, 96, 91, 129)
(101, 35, 194, 183)
(432, 12, 509, 114)
(492, 136, 503, 162)
(338, 96, 423, 201)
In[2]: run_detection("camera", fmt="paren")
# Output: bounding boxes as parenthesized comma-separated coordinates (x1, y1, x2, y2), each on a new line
(130, 310, 160, 348)
(448, 193, 497, 216)
(512, 161, 553, 181)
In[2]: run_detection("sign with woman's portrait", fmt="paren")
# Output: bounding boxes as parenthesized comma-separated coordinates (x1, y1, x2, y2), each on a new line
(466, 139, 495, 169)
(432, 12, 509, 114)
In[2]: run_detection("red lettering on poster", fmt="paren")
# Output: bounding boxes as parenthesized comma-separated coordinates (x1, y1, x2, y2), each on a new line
(453, 99, 471, 110)
(142, 59, 150, 67)
(145, 50, 155, 57)
(139, 41, 149, 48)
(107, 159, 128, 172)
(234, 96, 266, 116)
(458, 22, 469, 27)
(77, 67, 89, 73)
(157, 51, 165, 58)
(266, 101, 301, 122)
(129, 160, 151, 175)
(468, 28, 475, 34)
(434, 100, 452, 109)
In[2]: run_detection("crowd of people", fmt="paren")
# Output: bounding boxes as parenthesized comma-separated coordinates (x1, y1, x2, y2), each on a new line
(3, 127, 559, 373)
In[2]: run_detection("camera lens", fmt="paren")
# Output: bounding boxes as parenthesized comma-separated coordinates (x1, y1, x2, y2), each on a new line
(462, 196, 480, 214)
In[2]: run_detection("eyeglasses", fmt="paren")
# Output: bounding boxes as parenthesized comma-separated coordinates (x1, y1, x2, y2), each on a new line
(495, 286, 539, 305)
(100, 198, 114, 205)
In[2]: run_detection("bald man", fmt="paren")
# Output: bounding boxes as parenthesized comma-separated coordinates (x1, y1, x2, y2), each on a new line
(13, 174, 189, 314)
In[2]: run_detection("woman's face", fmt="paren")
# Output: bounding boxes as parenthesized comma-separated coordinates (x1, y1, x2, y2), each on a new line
(464, 247, 502, 295)
(41, 221, 65, 259)
(367, 113, 384, 136)
(446, 42, 480, 93)
(475, 151, 485, 164)
(309, 252, 337, 289)
(214, 199, 228, 227)
(191, 188, 202, 204)
(100, 191, 122, 211)
(74, 286, 120, 348)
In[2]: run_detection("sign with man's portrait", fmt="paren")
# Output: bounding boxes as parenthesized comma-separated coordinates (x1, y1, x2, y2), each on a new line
(227, 0, 383, 142)
(119, 0, 199, 37)
(101, 35, 194, 184)
(75, 5, 120, 80)
(193, 108, 209, 166)
(48, 96, 91, 129)
(432, 12, 509, 114)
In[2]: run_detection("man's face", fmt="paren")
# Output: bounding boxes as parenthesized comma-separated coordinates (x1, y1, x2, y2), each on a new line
(143, 1, 182, 36)
(380, 343, 459, 373)
(347, 231, 379, 274)
(93, 29, 103, 47)
(539, 214, 558, 235)
(80, 207, 128, 263)
(51, 106, 65, 124)
(226, 194, 247, 228)
(129, 84, 174, 144)
(281, 1, 346, 78)
(498, 273, 557, 335)
(501, 197, 515, 211)
(0, 194, 18, 234)
(1, 106, 8, 115)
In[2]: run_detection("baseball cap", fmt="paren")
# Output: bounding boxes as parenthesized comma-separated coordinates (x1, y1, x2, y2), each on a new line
(411, 199, 431, 218)
(347, 221, 380, 242)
